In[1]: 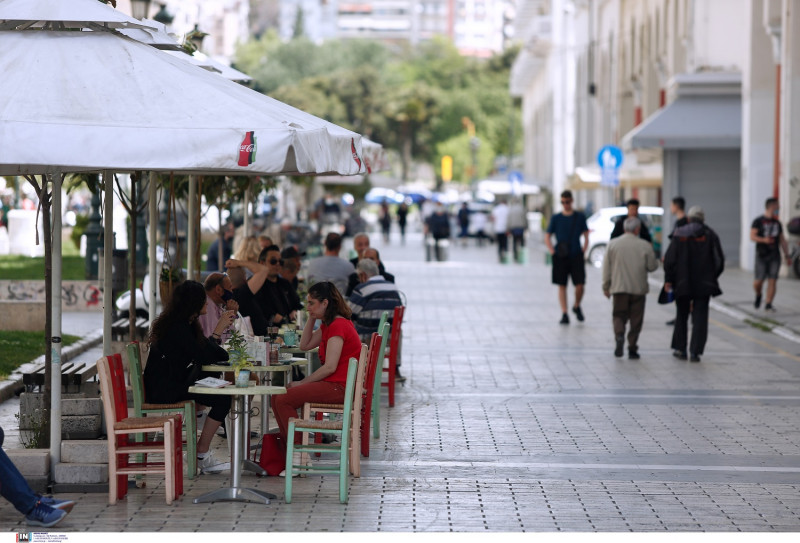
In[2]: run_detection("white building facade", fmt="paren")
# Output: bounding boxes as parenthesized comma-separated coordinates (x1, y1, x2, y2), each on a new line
(511, 0, 800, 269)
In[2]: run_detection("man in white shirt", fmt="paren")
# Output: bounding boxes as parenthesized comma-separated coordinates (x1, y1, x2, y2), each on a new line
(491, 199, 510, 263)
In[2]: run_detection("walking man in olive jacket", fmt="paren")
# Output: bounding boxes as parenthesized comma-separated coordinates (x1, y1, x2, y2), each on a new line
(602, 217, 659, 359)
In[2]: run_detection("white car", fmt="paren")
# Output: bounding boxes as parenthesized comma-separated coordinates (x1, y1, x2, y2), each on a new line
(585, 206, 663, 267)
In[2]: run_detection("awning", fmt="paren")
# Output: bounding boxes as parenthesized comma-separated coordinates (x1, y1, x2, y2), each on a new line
(568, 161, 662, 190)
(621, 95, 741, 150)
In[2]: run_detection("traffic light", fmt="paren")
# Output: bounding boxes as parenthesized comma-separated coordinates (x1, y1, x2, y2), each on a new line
(441, 155, 453, 182)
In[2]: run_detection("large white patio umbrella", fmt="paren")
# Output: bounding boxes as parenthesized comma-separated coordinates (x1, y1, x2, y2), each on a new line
(0, 0, 366, 474)
(0, 30, 364, 176)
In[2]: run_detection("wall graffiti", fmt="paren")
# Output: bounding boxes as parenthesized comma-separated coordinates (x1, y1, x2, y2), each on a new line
(0, 280, 103, 311)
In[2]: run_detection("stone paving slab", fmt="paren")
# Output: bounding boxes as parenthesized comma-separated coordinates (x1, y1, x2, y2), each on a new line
(1, 231, 800, 532)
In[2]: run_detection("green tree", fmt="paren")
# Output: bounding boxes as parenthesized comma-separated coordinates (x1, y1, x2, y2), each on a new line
(292, 8, 305, 38)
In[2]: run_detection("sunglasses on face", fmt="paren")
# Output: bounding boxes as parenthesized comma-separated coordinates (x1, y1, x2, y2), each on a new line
(269, 258, 284, 266)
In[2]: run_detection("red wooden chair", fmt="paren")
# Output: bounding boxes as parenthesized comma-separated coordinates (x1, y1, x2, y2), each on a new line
(381, 305, 405, 407)
(97, 354, 183, 504)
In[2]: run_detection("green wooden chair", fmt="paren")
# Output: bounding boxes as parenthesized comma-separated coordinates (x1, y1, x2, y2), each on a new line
(285, 347, 366, 504)
(126, 341, 198, 479)
(370, 318, 391, 439)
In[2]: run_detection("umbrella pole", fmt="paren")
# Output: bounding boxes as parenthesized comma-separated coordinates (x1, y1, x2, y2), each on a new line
(244, 178, 252, 237)
(103, 170, 114, 356)
(187, 175, 197, 281)
(148, 172, 157, 323)
(50, 170, 62, 475)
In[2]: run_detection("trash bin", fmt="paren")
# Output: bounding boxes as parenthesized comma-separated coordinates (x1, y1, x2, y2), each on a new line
(98, 248, 128, 292)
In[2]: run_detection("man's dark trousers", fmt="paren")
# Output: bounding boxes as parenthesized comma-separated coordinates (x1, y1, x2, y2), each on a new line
(671, 296, 710, 355)
(612, 293, 645, 349)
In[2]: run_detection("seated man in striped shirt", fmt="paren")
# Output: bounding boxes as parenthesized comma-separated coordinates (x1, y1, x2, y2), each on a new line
(348, 258, 404, 379)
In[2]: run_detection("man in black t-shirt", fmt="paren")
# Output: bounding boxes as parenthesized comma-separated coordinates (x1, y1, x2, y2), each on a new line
(750, 197, 791, 312)
(256, 245, 302, 326)
(610, 199, 652, 243)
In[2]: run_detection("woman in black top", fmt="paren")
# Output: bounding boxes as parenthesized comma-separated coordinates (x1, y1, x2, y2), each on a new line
(144, 280, 235, 467)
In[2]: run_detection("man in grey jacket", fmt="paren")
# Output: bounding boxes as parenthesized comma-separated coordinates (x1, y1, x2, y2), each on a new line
(602, 217, 659, 359)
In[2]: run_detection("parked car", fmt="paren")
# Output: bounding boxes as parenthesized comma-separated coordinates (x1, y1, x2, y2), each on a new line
(585, 206, 663, 268)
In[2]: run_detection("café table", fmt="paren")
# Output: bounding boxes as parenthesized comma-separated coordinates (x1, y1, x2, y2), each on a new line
(281, 345, 318, 376)
(187, 382, 286, 504)
(203, 361, 306, 439)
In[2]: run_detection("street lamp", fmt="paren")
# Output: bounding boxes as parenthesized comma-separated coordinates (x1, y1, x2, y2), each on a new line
(129, 0, 152, 21)
(187, 24, 208, 52)
(153, 3, 174, 26)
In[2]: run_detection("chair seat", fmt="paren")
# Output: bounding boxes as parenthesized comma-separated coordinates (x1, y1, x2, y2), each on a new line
(288, 417, 343, 431)
(142, 401, 191, 410)
(114, 415, 179, 432)
(307, 402, 344, 411)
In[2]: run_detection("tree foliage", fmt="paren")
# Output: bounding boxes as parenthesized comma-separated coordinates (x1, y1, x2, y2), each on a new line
(234, 35, 521, 183)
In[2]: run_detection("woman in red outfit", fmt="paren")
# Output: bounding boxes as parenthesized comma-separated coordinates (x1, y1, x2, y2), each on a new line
(271, 281, 363, 449)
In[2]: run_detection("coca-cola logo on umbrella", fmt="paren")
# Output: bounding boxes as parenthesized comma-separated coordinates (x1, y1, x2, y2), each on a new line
(351, 138, 362, 169)
(238, 131, 257, 166)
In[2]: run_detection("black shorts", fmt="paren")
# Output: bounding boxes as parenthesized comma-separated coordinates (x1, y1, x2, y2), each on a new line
(552, 254, 586, 286)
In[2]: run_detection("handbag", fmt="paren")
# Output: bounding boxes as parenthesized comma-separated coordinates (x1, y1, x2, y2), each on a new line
(657, 285, 674, 305)
(255, 432, 287, 476)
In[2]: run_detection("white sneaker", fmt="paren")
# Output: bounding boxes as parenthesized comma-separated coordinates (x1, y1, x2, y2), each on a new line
(279, 451, 305, 478)
(197, 453, 229, 474)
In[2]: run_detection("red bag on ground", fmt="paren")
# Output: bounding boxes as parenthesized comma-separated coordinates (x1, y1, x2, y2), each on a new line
(255, 433, 286, 476)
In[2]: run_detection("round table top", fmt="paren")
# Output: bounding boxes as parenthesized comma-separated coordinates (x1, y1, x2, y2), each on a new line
(202, 361, 305, 373)
(280, 345, 318, 354)
(187, 383, 286, 395)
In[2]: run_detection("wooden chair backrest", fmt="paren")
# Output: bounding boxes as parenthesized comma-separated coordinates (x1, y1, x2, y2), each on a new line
(389, 306, 405, 357)
(349, 344, 369, 431)
(362, 332, 382, 415)
(126, 342, 145, 417)
(97, 354, 130, 445)
(339, 356, 361, 445)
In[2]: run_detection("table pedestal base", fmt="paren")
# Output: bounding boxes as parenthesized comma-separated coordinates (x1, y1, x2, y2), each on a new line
(243, 458, 267, 476)
(193, 486, 277, 504)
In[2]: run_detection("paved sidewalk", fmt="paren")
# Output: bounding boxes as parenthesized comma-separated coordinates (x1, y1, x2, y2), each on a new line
(1, 229, 799, 532)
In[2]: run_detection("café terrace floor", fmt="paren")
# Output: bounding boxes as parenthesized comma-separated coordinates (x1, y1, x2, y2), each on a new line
(2, 229, 800, 533)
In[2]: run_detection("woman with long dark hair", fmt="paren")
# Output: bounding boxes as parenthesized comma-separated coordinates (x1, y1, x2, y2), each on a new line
(144, 280, 235, 473)
(271, 281, 362, 475)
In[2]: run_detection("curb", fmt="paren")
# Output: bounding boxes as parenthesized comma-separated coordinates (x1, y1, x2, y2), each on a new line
(0, 329, 104, 405)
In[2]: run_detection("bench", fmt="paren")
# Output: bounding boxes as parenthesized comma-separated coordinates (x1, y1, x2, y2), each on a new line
(111, 316, 150, 342)
(23, 360, 98, 394)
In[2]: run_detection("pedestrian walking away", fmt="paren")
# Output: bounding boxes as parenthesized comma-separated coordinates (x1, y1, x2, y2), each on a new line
(0, 427, 75, 528)
(396, 202, 409, 244)
(507, 197, 528, 263)
(665, 196, 687, 326)
(601, 217, 659, 359)
(379, 201, 392, 244)
(750, 197, 792, 312)
(544, 190, 589, 324)
(457, 202, 470, 247)
(491, 199, 510, 262)
(663, 206, 725, 363)
(425, 202, 451, 262)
